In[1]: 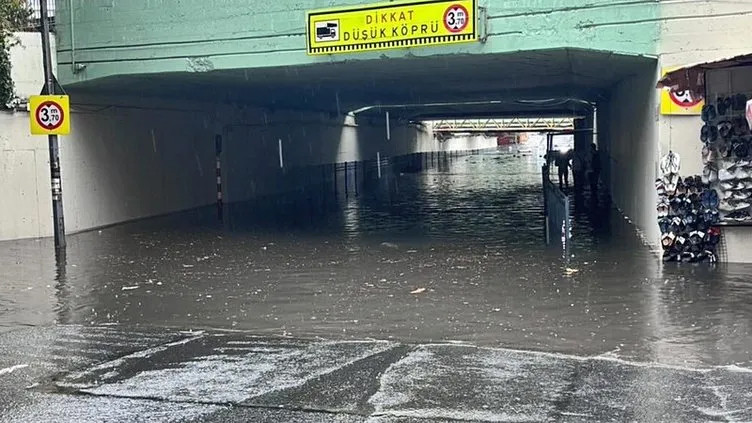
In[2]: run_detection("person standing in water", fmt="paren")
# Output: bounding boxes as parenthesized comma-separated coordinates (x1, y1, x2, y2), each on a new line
(555, 150, 571, 190)
(571, 149, 587, 194)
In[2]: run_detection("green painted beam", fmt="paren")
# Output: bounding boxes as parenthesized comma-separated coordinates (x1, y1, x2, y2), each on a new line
(55, 0, 659, 86)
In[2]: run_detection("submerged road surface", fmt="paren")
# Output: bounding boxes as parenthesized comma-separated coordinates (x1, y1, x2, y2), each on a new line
(1, 150, 752, 421)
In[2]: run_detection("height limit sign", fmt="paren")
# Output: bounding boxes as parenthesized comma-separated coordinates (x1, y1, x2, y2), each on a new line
(444, 4, 469, 32)
(29, 95, 70, 135)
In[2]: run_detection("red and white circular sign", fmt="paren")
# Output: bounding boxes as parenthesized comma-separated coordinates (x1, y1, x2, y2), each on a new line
(443, 4, 469, 33)
(35, 100, 65, 130)
(669, 88, 702, 108)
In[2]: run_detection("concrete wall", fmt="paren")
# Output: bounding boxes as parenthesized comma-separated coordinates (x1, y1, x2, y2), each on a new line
(54, 0, 659, 84)
(60, 96, 218, 233)
(222, 111, 422, 202)
(0, 112, 53, 240)
(220, 112, 496, 203)
(599, 63, 660, 247)
(4, 87, 489, 240)
(2, 93, 219, 240)
(8, 32, 55, 99)
(0, 33, 55, 241)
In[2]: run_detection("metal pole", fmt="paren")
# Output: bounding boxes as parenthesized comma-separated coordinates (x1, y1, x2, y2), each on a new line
(385, 111, 391, 141)
(215, 135, 223, 221)
(40, 0, 66, 249)
(377, 152, 381, 179)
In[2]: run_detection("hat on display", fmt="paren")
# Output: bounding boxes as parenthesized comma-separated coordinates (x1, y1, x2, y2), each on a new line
(701, 124, 719, 143)
(664, 173, 680, 194)
(657, 201, 670, 217)
(663, 250, 679, 262)
(704, 209, 720, 224)
(719, 200, 736, 212)
(719, 157, 738, 170)
(658, 217, 672, 233)
(734, 166, 750, 180)
(702, 166, 719, 185)
(671, 196, 686, 216)
(688, 230, 704, 245)
(676, 179, 687, 196)
(718, 121, 733, 139)
(681, 251, 696, 263)
(700, 189, 719, 209)
(696, 219, 710, 232)
(656, 181, 667, 197)
(719, 168, 735, 182)
(684, 176, 695, 191)
(726, 210, 752, 221)
(702, 145, 719, 164)
(682, 213, 697, 228)
(716, 97, 728, 115)
(718, 142, 733, 158)
(702, 104, 717, 122)
(717, 96, 733, 116)
(734, 93, 749, 111)
(735, 200, 751, 210)
(733, 191, 751, 200)
(670, 216, 684, 232)
(734, 142, 750, 160)
(733, 117, 750, 136)
(661, 232, 676, 249)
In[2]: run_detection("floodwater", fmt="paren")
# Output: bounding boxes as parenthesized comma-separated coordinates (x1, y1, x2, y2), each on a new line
(1, 149, 752, 369)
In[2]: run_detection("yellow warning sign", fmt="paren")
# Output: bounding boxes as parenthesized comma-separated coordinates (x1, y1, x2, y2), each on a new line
(306, 0, 476, 55)
(29, 95, 70, 135)
(660, 66, 704, 115)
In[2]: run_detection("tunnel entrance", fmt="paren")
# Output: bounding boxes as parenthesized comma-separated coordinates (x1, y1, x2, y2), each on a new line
(14, 46, 664, 345)
(60, 48, 656, 254)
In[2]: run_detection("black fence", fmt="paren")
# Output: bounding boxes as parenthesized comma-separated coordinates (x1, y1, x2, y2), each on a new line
(24, 0, 55, 31)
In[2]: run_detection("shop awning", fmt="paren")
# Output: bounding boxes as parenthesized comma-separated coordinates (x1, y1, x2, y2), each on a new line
(657, 53, 752, 92)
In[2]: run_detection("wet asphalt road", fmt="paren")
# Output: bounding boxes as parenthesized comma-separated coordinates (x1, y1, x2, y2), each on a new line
(2, 325, 751, 422)
(2, 149, 752, 421)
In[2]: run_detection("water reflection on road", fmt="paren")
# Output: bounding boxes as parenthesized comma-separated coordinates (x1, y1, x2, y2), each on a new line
(1, 150, 751, 368)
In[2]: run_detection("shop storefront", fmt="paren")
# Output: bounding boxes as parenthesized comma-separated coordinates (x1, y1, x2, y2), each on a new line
(659, 54, 752, 263)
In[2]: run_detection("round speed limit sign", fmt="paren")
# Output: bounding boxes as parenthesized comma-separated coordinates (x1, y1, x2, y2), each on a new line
(29, 95, 70, 135)
(36, 101, 65, 130)
(443, 4, 469, 33)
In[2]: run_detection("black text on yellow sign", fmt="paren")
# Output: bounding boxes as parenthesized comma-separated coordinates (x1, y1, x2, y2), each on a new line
(29, 95, 70, 135)
(306, 0, 476, 55)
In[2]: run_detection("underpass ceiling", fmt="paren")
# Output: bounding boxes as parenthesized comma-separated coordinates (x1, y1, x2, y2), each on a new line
(68, 48, 655, 119)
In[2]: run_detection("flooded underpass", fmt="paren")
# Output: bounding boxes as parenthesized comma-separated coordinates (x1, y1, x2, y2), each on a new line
(2, 150, 752, 421)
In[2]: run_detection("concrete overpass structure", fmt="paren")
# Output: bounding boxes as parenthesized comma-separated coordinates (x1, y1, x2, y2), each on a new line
(3, 0, 752, 250)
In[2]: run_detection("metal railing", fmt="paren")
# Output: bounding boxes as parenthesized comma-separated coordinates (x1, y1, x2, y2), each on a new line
(24, 0, 55, 31)
(543, 166, 571, 256)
